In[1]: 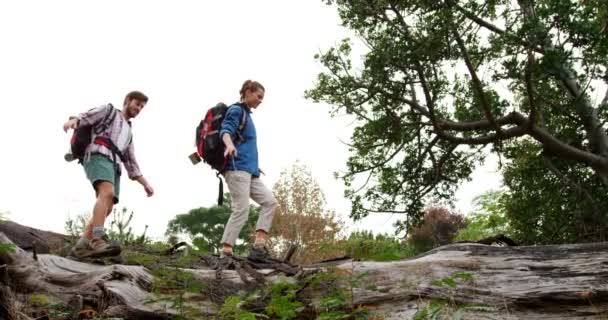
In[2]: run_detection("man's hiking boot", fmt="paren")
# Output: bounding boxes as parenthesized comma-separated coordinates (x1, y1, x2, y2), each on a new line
(247, 245, 271, 262)
(67, 237, 121, 260)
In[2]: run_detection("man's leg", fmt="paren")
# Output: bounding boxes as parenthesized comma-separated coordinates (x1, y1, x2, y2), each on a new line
(220, 171, 252, 255)
(69, 154, 121, 259)
(82, 181, 114, 239)
(80, 185, 114, 241)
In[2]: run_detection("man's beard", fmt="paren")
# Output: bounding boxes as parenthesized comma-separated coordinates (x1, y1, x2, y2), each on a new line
(127, 106, 137, 118)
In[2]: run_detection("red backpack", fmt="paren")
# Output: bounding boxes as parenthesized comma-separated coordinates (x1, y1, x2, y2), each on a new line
(65, 105, 119, 164)
(191, 102, 246, 204)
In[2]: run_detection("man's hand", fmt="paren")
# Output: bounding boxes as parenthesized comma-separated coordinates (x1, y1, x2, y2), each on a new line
(143, 183, 154, 197)
(136, 176, 154, 197)
(63, 118, 78, 132)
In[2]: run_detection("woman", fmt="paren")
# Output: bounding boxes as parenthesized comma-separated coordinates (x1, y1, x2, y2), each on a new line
(218, 80, 277, 262)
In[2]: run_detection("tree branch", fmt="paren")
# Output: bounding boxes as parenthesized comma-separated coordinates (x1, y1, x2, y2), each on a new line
(525, 49, 539, 125)
(555, 67, 608, 159)
(446, 0, 545, 54)
(342, 140, 407, 178)
(530, 125, 608, 170)
(353, 169, 375, 194)
(449, 21, 501, 135)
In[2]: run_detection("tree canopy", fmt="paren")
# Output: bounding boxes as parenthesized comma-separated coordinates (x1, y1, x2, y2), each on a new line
(307, 0, 608, 237)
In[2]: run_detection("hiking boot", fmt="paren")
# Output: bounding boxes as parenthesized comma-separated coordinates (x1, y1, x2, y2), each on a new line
(247, 245, 271, 262)
(67, 237, 121, 260)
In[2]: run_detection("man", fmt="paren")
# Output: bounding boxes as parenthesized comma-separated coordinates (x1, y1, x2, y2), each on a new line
(63, 91, 154, 259)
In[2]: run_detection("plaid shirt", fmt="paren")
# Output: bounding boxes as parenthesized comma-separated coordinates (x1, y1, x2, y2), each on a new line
(77, 104, 142, 179)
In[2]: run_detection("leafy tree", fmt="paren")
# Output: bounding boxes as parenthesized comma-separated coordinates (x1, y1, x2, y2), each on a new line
(307, 0, 608, 237)
(166, 194, 260, 254)
(501, 140, 608, 243)
(407, 206, 466, 253)
(269, 161, 344, 264)
(454, 191, 512, 242)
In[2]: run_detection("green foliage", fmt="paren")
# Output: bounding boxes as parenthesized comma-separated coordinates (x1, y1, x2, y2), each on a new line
(64, 212, 89, 240)
(415, 272, 494, 319)
(64, 207, 150, 246)
(166, 194, 260, 254)
(217, 293, 260, 320)
(25, 294, 72, 319)
(340, 230, 414, 261)
(309, 271, 370, 320)
(501, 140, 608, 244)
(147, 255, 207, 319)
(27, 293, 49, 307)
(0, 242, 15, 254)
(0, 213, 15, 253)
(308, 0, 608, 241)
(431, 272, 473, 289)
(122, 251, 159, 268)
(108, 207, 150, 246)
(215, 271, 375, 320)
(407, 206, 467, 253)
(265, 281, 304, 320)
(454, 191, 512, 242)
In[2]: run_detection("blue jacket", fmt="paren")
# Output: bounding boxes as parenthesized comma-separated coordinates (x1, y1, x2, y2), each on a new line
(219, 103, 259, 177)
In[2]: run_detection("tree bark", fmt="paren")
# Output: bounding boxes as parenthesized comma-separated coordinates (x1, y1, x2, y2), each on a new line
(0, 221, 71, 254)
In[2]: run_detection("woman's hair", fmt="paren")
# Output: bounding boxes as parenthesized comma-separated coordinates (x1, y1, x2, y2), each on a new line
(239, 80, 265, 99)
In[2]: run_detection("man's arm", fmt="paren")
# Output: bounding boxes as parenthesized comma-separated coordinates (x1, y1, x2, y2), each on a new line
(63, 104, 111, 131)
(124, 141, 154, 196)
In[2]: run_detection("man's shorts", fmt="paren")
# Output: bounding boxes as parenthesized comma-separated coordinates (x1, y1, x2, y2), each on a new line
(83, 153, 120, 204)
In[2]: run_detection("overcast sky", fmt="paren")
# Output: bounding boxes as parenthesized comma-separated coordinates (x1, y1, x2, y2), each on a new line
(0, 0, 501, 240)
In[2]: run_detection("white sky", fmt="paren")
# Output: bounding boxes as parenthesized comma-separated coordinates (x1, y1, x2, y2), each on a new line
(0, 0, 501, 240)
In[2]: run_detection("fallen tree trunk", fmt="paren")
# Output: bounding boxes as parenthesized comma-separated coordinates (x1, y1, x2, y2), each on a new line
(0, 221, 71, 254)
(0, 232, 607, 319)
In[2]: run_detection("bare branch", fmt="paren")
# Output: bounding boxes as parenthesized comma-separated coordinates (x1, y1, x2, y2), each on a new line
(362, 207, 407, 214)
(353, 169, 375, 194)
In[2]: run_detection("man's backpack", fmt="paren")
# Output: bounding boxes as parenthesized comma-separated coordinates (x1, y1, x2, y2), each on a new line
(194, 102, 247, 171)
(65, 105, 118, 164)
(192, 102, 247, 205)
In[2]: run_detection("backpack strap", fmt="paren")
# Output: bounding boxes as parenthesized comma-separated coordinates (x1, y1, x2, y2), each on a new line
(235, 104, 248, 143)
(93, 104, 117, 134)
(92, 104, 126, 165)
